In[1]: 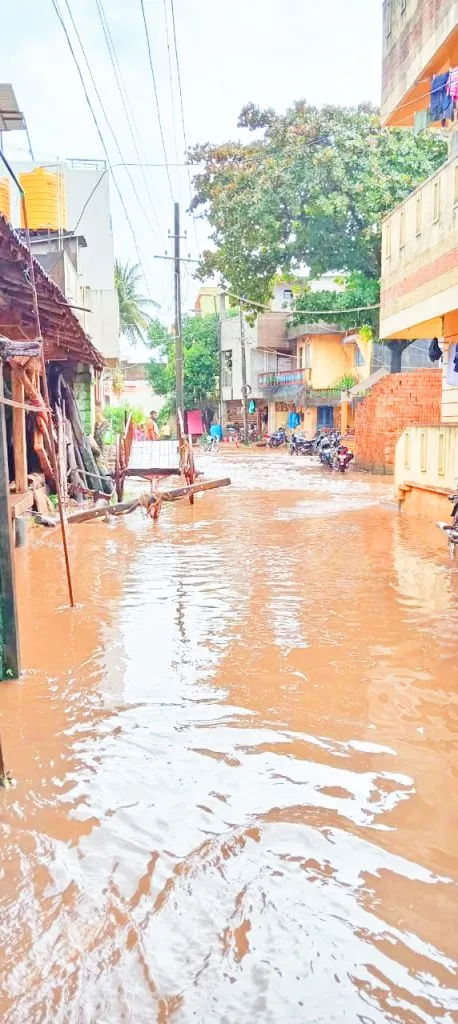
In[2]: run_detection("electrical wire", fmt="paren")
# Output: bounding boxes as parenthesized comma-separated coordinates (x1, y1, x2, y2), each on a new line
(94, 0, 165, 243)
(221, 289, 381, 315)
(50, 0, 153, 296)
(169, 0, 201, 257)
(139, 0, 174, 201)
(60, 0, 160, 273)
(163, 0, 182, 202)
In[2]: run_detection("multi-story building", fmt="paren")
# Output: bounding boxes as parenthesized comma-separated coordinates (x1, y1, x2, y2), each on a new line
(380, 0, 458, 515)
(8, 159, 120, 365)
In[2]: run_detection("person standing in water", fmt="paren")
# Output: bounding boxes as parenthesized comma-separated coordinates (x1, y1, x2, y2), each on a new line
(145, 410, 159, 440)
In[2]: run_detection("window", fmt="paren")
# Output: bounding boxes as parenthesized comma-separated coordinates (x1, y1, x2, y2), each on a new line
(303, 343, 311, 369)
(283, 288, 293, 305)
(355, 346, 365, 367)
(433, 180, 440, 223)
(399, 209, 405, 249)
(222, 350, 232, 389)
(415, 195, 422, 236)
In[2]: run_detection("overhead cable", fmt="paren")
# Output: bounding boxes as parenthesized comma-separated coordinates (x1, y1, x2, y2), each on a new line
(169, 0, 201, 257)
(51, 0, 153, 295)
(163, 0, 182, 201)
(139, 0, 175, 201)
(94, 0, 165, 243)
(60, 0, 160, 270)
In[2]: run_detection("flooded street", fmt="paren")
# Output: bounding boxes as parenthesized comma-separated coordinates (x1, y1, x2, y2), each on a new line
(1, 451, 458, 1023)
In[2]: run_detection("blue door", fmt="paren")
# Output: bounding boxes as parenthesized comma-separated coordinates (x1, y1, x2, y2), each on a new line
(317, 406, 334, 429)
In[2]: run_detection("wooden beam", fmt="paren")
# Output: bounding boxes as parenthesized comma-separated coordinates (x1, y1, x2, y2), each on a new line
(0, 364, 20, 679)
(11, 370, 28, 494)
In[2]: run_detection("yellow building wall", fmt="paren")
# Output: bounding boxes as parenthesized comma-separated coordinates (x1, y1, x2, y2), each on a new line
(309, 336, 353, 389)
(395, 424, 458, 519)
(297, 334, 372, 390)
(442, 311, 458, 423)
(380, 155, 458, 340)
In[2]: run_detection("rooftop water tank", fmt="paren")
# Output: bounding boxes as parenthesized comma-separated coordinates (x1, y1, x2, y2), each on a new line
(19, 166, 67, 232)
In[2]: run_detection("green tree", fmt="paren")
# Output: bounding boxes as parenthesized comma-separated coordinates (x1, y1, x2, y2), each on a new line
(147, 313, 219, 420)
(189, 102, 447, 310)
(114, 260, 158, 344)
(290, 272, 380, 333)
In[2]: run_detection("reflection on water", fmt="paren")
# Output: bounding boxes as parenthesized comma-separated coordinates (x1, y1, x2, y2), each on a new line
(1, 452, 457, 1023)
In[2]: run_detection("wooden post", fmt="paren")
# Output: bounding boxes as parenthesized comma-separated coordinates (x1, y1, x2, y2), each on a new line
(341, 392, 350, 436)
(11, 369, 28, 494)
(0, 364, 20, 679)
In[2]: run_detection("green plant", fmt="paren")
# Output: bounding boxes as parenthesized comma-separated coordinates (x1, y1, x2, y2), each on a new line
(333, 373, 358, 391)
(103, 404, 144, 435)
(358, 325, 373, 343)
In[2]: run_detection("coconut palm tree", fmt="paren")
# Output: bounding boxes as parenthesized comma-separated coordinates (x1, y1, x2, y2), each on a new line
(114, 260, 157, 345)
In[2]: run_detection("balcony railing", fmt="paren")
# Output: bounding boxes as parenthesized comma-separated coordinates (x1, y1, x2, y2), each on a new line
(257, 371, 342, 406)
(258, 369, 306, 390)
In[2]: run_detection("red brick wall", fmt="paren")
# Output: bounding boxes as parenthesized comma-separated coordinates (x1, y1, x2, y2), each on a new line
(354, 370, 442, 474)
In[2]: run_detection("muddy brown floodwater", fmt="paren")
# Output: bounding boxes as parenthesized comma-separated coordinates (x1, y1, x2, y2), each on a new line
(1, 451, 458, 1023)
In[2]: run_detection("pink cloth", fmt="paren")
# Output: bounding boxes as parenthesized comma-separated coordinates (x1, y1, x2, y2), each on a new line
(448, 67, 458, 102)
(186, 409, 204, 435)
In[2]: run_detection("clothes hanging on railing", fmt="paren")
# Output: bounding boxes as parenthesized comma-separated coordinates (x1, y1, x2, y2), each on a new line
(448, 67, 458, 104)
(446, 343, 458, 387)
(430, 72, 454, 123)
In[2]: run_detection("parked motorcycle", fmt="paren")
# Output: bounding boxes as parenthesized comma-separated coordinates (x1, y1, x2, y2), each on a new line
(437, 490, 458, 558)
(289, 433, 315, 456)
(268, 428, 288, 448)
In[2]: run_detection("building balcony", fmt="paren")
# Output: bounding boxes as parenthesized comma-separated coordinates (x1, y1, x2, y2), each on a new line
(382, 0, 458, 126)
(257, 370, 342, 406)
(380, 154, 458, 340)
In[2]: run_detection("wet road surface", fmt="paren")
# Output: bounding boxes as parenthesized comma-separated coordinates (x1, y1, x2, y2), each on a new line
(1, 451, 458, 1023)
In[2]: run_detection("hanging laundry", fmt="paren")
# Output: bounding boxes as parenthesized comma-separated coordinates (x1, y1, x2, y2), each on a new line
(413, 109, 432, 135)
(428, 337, 443, 363)
(446, 343, 458, 386)
(248, 399, 256, 414)
(448, 67, 458, 104)
(431, 73, 454, 123)
(287, 410, 300, 430)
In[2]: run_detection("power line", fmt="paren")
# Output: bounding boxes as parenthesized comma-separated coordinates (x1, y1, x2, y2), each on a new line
(94, 0, 164, 244)
(163, 0, 182, 201)
(169, 0, 201, 258)
(59, 0, 160, 273)
(50, 0, 153, 296)
(139, 0, 175, 202)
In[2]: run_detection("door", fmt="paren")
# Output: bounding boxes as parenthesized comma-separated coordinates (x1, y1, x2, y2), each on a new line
(317, 406, 334, 429)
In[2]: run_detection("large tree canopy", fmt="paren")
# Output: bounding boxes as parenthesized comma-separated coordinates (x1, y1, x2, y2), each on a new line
(147, 313, 219, 421)
(189, 102, 447, 309)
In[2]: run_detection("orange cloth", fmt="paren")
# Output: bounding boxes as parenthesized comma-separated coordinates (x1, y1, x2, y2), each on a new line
(145, 418, 159, 440)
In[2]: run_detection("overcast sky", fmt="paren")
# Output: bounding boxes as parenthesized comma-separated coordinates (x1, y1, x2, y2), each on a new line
(1, 0, 382, 336)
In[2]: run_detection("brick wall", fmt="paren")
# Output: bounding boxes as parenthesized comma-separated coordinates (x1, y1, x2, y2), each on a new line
(354, 370, 442, 474)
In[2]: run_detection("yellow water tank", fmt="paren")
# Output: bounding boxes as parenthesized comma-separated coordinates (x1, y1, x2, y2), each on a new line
(0, 177, 11, 221)
(19, 167, 67, 231)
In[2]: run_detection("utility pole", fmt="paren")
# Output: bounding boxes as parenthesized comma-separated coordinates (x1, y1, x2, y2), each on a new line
(0, 363, 20, 679)
(239, 306, 249, 443)
(173, 201, 184, 419)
